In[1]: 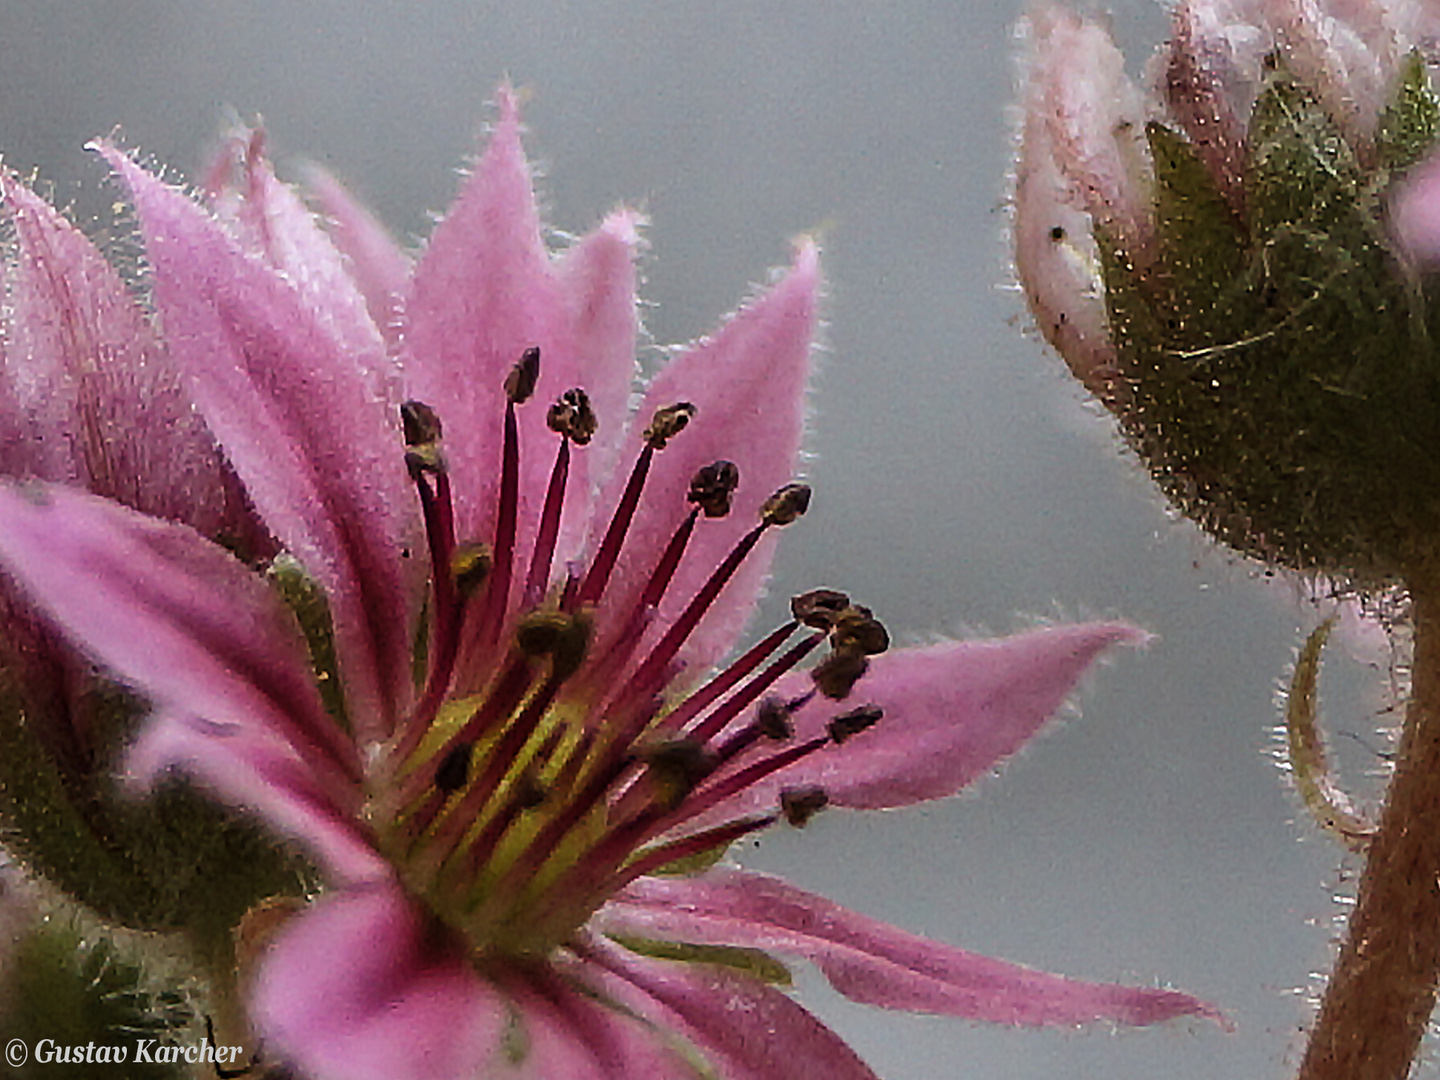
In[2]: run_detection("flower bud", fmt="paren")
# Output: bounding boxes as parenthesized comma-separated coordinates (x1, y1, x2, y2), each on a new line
(1016, 1, 1440, 581)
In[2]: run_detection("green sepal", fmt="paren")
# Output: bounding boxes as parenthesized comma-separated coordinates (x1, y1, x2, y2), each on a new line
(0, 668, 309, 939)
(1376, 50, 1440, 173)
(606, 933, 793, 986)
(267, 553, 348, 730)
(2, 920, 190, 1079)
(1147, 121, 1249, 347)
(1246, 58, 1363, 240)
(644, 840, 731, 878)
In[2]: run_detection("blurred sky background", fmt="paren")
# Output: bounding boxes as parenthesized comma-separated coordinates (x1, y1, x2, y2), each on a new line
(0, 2, 1400, 1078)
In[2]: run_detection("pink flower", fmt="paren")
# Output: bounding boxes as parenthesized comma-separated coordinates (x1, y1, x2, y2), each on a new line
(0, 93, 1215, 1079)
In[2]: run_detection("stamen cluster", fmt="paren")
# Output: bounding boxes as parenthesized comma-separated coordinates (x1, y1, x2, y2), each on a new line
(377, 348, 889, 957)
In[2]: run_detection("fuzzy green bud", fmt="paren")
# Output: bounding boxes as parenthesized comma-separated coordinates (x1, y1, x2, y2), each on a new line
(1018, 4, 1440, 582)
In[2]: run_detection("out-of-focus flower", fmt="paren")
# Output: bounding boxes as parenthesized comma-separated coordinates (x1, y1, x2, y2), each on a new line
(0, 93, 1216, 1079)
(1015, 0, 1440, 583)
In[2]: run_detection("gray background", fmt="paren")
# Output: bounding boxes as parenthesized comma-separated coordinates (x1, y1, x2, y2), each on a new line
(0, 2, 1390, 1078)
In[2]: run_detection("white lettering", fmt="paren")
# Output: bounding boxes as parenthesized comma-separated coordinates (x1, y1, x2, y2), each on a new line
(134, 1038, 154, 1062)
(156, 1043, 179, 1063)
(35, 1039, 55, 1063)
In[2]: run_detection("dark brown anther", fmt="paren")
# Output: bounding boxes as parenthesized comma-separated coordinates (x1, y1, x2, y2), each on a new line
(451, 542, 494, 599)
(780, 786, 829, 827)
(515, 609, 592, 682)
(504, 346, 542, 404)
(687, 460, 740, 518)
(405, 446, 445, 478)
(547, 388, 598, 445)
(760, 483, 811, 526)
(827, 704, 883, 744)
(830, 605, 890, 655)
(754, 696, 795, 741)
(643, 738, 718, 809)
(434, 741, 473, 795)
(811, 646, 869, 700)
(515, 769, 549, 809)
(401, 400, 443, 447)
(790, 589, 850, 630)
(643, 402, 696, 449)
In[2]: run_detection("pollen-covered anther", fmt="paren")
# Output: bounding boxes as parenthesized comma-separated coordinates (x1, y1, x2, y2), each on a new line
(547, 388, 597, 445)
(754, 695, 796, 740)
(504, 345, 542, 404)
(514, 768, 549, 810)
(780, 786, 829, 827)
(791, 588, 850, 630)
(434, 740, 473, 795)
(830, 605, 890, 655)
(812, 646, 869, 700)
(761, 483, 811, 526)
(687, 460, 740, 518)
(515, 609, 592, 682)
(643, 402, 697, 449)
(827, 704, 883, 744)
(641, 738, 718, 809)
(401, 399, 444, 447)
(451, 542, 493, 599)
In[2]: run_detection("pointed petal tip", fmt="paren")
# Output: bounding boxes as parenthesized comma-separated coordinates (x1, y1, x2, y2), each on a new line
(599, 205, 647, 247)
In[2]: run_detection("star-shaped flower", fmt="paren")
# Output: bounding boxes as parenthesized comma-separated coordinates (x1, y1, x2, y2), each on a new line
(0, 91, 1215, 1079)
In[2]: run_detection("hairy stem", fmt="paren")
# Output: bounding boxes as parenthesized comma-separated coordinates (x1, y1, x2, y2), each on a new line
(1298, 566, 1440, 1080)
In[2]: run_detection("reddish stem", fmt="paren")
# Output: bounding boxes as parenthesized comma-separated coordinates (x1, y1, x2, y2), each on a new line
(1298, 565, 1440, 1080)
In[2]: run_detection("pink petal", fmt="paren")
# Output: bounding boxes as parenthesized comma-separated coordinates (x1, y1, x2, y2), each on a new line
(601, 870, 1220, 1027)
(487, 965, 689, 1080)
(304, 164, 414, 351)
(252, 884, 505, 1080)
(705, 622, 1146, 819)
(204, 128, 395, 402)
(1021, 8, 1153, 254)
(0, 171, 258, 544)
(1391, 148, 1440, 265)
(0, 484, 357, 786)
(124, 709, 384, 884)
(1012, 89, 1118, 397)
(98, 144, 418, 742)
(402, 89, 574, 555)
(577, 932, 881, 1080)
(590, 240, 820, 677)
(550, 209, 644, 565)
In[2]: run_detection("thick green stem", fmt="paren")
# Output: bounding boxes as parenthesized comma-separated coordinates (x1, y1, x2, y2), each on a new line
(1298, 567, 1440, 1080)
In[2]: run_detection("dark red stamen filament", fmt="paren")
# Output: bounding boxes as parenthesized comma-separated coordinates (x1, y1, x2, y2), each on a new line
(524, 436, 571, 607)
(574, 444, 655, 608)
